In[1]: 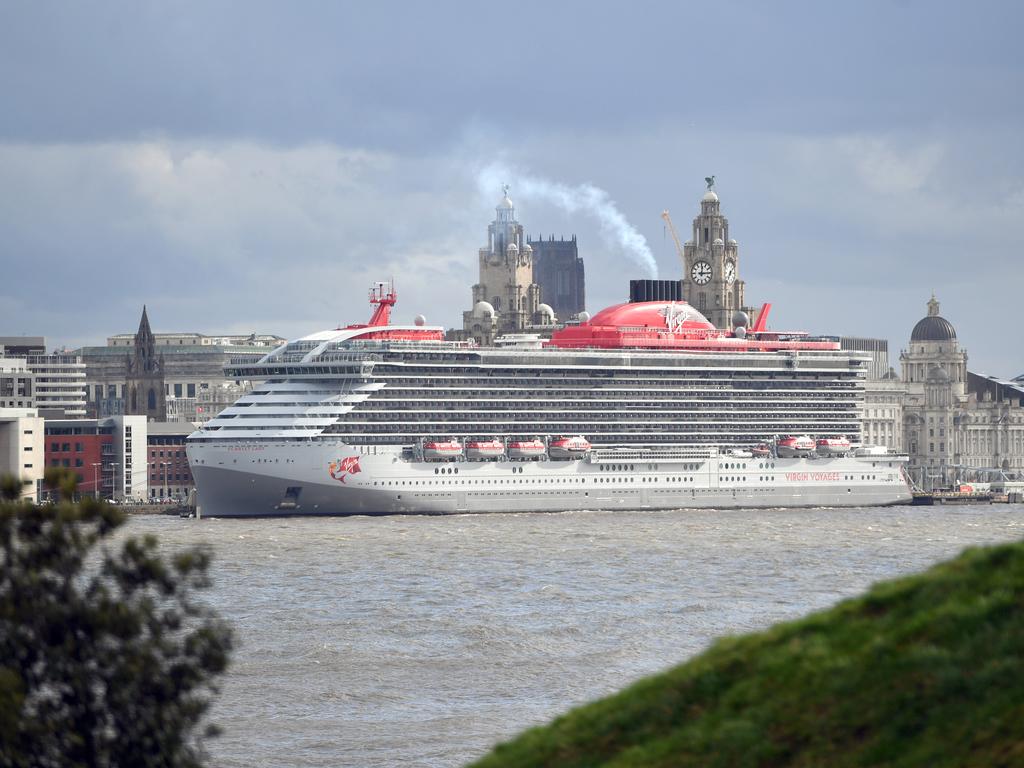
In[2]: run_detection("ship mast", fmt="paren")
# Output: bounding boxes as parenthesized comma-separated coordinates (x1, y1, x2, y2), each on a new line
(367, 280, 397, 327)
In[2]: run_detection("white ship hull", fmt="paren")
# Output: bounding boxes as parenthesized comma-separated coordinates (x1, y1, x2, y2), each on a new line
(187, 441, 911, 517)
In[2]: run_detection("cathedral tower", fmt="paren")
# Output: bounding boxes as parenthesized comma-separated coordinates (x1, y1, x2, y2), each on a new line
(680, 181, 750, 329)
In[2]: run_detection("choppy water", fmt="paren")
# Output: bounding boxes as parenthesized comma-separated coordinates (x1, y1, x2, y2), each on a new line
(125, 505, 1024, 767)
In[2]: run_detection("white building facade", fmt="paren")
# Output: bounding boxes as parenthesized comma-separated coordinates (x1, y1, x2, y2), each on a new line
(0, 407, 44, 501)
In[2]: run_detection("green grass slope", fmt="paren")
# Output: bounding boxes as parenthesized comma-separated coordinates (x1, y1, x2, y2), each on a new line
(470, 541, 1024, 768)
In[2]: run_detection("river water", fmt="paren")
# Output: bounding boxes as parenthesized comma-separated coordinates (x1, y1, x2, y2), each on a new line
(126, 505, 1024, 767)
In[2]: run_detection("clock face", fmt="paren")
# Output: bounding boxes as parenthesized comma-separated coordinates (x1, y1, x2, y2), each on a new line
(724, 261, 736, 284)
(691, 260, 712, 285)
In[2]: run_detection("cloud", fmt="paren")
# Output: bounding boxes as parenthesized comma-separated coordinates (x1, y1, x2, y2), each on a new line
(0, 124, 1022, 377)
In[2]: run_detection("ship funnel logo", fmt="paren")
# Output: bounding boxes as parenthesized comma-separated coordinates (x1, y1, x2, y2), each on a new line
(661, 302, 696, 332)
(328, 456, 362, 484)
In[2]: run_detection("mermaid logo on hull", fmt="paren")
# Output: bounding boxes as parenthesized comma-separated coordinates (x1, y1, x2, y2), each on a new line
(328, 456, 361, 484)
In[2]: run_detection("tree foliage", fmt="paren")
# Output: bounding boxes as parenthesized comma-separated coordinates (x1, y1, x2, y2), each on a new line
(0, 470, 233, 767)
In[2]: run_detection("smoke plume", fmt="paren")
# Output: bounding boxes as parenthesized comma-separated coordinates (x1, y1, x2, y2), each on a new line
(477, 162, 658, 278)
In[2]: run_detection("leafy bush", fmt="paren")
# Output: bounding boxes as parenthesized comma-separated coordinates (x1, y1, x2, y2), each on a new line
(0, 470, 233, 768)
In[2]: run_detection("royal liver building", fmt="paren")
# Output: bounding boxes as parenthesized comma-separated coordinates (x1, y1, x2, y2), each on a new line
(679, 181, 759, 329)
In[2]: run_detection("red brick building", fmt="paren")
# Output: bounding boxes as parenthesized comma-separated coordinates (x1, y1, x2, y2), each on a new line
(44, 416, 148, 500)
(147, 422, 194, 501)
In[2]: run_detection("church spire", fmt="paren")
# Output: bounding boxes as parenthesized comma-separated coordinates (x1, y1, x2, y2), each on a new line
(133, 305, 159, 372)
(138, 304, 152, 339)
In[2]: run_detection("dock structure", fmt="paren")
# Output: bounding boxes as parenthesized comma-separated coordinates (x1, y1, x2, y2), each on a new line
(910, 491, 1011, 506)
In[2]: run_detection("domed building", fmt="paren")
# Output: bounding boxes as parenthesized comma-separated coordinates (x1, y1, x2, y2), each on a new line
(458, 187, 552, 346)
(899, 296, 1024, 490)
(901, 295, 967, 396)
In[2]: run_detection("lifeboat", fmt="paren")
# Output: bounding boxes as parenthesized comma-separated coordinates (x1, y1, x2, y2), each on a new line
(751, 443, 772, 457)
(466, 438, 504, 460)
(776, 435, 815, 458)
(816, 436, 851, 456)
(548, 435, 592, 460)
(508, 438, 546, 460)
(422, 439, 463, 461)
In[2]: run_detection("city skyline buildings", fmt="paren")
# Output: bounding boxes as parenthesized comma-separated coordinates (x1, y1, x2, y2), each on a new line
(0, 3, 1022, 377)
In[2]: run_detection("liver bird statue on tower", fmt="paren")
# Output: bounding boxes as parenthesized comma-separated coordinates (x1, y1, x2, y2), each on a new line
(705, 175, 716, 190)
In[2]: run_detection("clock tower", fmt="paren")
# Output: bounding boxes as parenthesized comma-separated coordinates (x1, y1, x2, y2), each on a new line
(681, 181, 750, 329)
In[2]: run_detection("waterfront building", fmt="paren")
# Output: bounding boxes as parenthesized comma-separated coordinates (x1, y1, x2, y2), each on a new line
(26, 352, 87, 417)
(460, 188, 556, 346)
(840, 337, 890, 382)
(2, 337, 89, 417)
(528, 235, 586, 320)
(147, 422, 194, 501)
(0, 357, 34, 410)
(840, 337, 903, 453)
(861, 377, 905, 453)
(44, 415, 148, 501)
(78, 309, 284, 422)
(679, 183, 759, 329)
(0, 337, 45, 357)
(899, 296, 1024, 489)
(0, 407, 44, 501)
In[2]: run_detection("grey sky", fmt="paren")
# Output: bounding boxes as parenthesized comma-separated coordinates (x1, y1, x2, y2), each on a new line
(1, 1, 1022, 375)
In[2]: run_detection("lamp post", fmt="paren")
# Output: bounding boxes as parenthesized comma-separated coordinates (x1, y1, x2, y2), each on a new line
(161, 461, 171, 502)
(91, 462, 101, 499)
(108, 462, 120, 502)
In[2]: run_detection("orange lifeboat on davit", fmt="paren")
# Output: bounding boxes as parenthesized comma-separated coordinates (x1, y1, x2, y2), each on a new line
(466, 439, 504, 460)
(776, 435, 815, 458)
(548, 436, 592, 460)
(422, 439, 463, 461)
(508, 438, 546, 460)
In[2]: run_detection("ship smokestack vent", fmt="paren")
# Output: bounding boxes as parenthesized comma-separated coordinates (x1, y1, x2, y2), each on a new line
(629, 279, 683, 303)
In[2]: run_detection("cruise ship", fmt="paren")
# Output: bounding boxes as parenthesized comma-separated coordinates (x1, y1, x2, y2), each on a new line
(186, 284, 912, 515)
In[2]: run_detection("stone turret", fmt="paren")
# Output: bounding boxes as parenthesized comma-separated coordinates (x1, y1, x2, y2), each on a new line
(462, 187, 546, 345)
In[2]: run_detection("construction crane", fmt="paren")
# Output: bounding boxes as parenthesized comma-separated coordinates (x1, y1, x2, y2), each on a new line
(661, 209, 686, 270)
